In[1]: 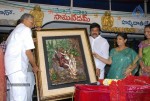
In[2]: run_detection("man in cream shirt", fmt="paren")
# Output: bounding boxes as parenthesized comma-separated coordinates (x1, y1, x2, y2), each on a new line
(89, 23, 109, 79)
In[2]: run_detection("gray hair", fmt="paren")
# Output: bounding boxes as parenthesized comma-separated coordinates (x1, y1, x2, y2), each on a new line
(20, 13, 34, 22)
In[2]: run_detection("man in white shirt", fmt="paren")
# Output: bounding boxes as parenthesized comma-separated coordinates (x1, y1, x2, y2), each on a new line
(5, 13, 39, 101)
(89, 23, 109, 79)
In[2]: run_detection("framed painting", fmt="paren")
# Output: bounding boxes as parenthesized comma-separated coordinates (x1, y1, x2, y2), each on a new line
(35, 28, 97, 101)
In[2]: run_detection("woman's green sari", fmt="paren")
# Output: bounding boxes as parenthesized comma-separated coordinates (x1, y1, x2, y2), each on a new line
(107, 47, 138, 79)
(139, 42, 150, 76)
(142, 46, 150, 67)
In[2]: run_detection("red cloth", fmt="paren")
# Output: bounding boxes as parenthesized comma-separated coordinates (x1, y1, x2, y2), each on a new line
(74, 76, 150, 101)
(74, 84, 110, 101)
(0, 48, 6, 101)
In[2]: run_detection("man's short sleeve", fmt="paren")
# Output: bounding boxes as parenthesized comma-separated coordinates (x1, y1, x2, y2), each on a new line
(23, 28, 35, 50)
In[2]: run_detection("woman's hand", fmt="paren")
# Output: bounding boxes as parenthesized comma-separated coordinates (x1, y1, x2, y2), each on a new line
(142, 66, 150, 73)
(93, 52, 112, 65)
(124, 68, 132, 77)
(93, 52, 100, 59)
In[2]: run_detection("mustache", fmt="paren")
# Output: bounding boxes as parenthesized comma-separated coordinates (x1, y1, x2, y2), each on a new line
(91, 33, 99, 35)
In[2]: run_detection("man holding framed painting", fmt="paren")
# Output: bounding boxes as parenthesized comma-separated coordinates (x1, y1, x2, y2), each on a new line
(4, 13, 40, 101)
(89, 23, 109, 79)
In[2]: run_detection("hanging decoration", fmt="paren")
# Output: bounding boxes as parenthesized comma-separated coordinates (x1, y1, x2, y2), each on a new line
(30, 5, 44, 27)
(132, 5, 144, 18)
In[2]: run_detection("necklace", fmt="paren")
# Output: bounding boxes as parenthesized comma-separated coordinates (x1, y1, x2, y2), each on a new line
(145, 40, 150, 45)
(116, 46, 127, 52)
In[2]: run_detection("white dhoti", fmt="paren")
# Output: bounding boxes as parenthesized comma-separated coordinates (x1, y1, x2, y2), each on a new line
(8, 71, 27, 101)
(99, 69, 104, 79)
(27, 72, 35, 101)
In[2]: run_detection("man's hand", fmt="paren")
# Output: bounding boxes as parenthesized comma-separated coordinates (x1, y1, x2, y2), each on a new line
(33, 38, 37, 42)
(96, 68, 100, 77)
(26, 50, 39, 73)
(32, 66, 41, 73)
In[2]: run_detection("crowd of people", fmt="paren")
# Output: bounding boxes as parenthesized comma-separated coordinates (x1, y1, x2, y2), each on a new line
(90, 23, 150, 79)
(0, 13, 150, 101)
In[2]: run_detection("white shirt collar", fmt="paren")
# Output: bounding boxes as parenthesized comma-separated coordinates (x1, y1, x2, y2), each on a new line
(90, 35, 102, 40)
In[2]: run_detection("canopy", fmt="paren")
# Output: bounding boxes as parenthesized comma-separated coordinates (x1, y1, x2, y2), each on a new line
(8, 0, 150, 13)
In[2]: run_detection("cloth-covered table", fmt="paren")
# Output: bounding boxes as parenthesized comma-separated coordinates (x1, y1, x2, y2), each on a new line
(74, 76, 150, 101)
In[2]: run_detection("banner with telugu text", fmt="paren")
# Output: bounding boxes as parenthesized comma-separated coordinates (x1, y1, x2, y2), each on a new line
(0, 0, 150, 34)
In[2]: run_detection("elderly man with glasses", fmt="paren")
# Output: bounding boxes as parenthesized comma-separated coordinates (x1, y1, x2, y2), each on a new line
(5, 13, 40, 101)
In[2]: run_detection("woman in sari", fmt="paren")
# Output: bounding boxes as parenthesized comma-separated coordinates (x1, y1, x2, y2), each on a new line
(139, 24, 150, 76)
(93, 33, 138, 79)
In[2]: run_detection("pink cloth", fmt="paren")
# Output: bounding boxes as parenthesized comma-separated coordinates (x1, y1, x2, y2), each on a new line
(138, 42, 150, 48)
(0, 47, 6, 101)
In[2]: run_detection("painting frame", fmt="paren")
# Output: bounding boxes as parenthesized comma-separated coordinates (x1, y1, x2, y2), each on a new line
(35, 28, 97, 101)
